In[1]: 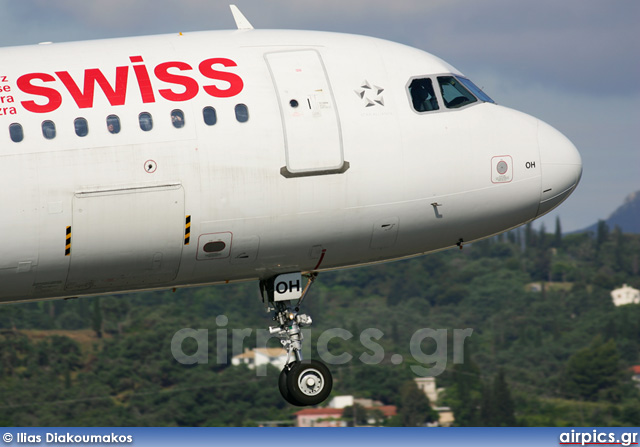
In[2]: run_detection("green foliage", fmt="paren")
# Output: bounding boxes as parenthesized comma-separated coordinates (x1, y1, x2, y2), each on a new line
(484, 370, 516, 426)
(398, 380, 437, 426)
(444, 348, 482, 426)
(0, 229, 639, 426)
(563, 337, 623, 401)
(91, 298, 103, 338)
(342, 404, 369, 426)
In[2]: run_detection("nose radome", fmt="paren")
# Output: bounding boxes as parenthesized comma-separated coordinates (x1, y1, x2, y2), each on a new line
(537, 120, 583, 217)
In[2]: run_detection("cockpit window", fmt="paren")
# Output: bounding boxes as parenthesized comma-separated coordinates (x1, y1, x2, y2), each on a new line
(456, 76, 495, 104)
(437, 76, 477, 109)
(408, 78, 439, 112)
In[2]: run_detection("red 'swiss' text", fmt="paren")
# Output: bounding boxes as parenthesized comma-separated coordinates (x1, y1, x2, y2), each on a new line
(16, 56, 244, 113)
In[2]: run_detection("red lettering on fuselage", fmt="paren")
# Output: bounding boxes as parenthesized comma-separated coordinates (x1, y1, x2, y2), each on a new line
(0, 77, 17, 116)
(16, 56, 244, 113)
(55, 67, 129, 109)
(199, 58, 244, 98)
(154, 61, 199, 102)
(0, 107, 17, 115)
(130, 56, 156, 104)
(17, 73, 63, 113)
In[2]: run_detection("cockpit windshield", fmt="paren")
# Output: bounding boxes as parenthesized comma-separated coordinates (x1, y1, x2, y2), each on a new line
(455, 76, 495, 104)
(408, 74, 495, 113)
(437, 76, 477, 109)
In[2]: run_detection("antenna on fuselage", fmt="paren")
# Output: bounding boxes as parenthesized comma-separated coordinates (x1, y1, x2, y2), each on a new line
(230, 5, 254, 30)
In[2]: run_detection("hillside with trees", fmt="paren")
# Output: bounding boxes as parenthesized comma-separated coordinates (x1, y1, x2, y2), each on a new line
(0, 219, 639, 427)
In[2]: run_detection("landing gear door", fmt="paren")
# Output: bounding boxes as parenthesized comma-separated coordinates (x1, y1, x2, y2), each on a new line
(265, 50, 346, 176)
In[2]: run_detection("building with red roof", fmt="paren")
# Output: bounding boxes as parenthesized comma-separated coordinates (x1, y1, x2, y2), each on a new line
(631, 365, 640, 387)
(294, 408, 346, 427)
(294, 404, 398, 427)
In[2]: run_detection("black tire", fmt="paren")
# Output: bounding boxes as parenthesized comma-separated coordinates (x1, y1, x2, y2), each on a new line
(286, 359, 333, 406)
(278, 364, 303, 406)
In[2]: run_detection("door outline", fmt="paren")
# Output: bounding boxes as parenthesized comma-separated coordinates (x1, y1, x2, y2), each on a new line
(265, 49, 350, 178)
(65, 183, 185, 292)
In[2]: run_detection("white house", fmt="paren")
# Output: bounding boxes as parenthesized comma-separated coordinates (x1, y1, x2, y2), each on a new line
(327, 395, 382, 410)
(414, 377, 454, 427)
(327, 395, 354, 409)
(231, 347, 288, 370)
(414, 377, 442, 404)
(611, 284, 640, 307)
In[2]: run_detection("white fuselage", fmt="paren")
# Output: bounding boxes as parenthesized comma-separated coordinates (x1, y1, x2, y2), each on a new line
(0, 29, 582, 303)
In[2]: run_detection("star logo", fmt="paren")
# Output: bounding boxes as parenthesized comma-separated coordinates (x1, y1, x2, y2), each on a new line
(355, 80, 384, 107)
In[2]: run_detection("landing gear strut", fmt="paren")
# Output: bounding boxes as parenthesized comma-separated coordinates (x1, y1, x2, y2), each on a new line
(260, 273, 333, 406)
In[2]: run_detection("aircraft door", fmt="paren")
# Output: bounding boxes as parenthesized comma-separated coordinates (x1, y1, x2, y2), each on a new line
(65, 184, 185, 292)
(266, 50, 347, 176)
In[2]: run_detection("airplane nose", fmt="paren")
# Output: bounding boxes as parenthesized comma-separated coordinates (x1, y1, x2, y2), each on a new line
(537, 120, 583, 216)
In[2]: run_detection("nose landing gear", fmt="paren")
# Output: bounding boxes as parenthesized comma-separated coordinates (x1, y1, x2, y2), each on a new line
(261, 273, 333, 406)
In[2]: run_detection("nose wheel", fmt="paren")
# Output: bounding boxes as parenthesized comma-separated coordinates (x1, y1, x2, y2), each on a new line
(279, 360, 333, 406)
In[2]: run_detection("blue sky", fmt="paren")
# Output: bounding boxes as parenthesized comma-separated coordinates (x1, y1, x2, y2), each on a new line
(1, 0, 637, 232)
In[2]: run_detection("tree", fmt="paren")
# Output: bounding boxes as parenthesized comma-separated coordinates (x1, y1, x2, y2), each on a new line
(525, 222, 535, 248)
(490, 370, 516, 426)
(563, 336, 622, 401)
(538, 223, 548, 249)
(91, 298, 103, 338)
(342, 404, 368, 426)
(446, 349, 483, 426)
(398, 380, 437, 426)
(596, 220, 609, 255)
(480, 381, 494, 425)
(533, 249, 552, 281)
(554, 216, 562, 248)
(612, 226, 624, 271)
(621, 401, 640, 425)
(100, 297, 131, 335)
(479, 370, 516, 426)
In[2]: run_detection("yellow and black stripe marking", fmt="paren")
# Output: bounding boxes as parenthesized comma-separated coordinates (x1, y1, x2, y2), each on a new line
(184, 215, 191, 245)
(65, 226, 71, 256)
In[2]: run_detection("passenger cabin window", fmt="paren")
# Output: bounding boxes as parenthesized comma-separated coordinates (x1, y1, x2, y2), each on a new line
(74, 117, 89, 137)
(408, 78, 439, 112)
(139, 112, 153, 131)
(437, 76, 477, 109)
(203, 106, 217, 126)
(42, 120, 56, 140)
(9, 123, 24, 143)
(235, 104, 249, 123)
(171, 109, 185, 129)
(107, 115, 121, 134)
